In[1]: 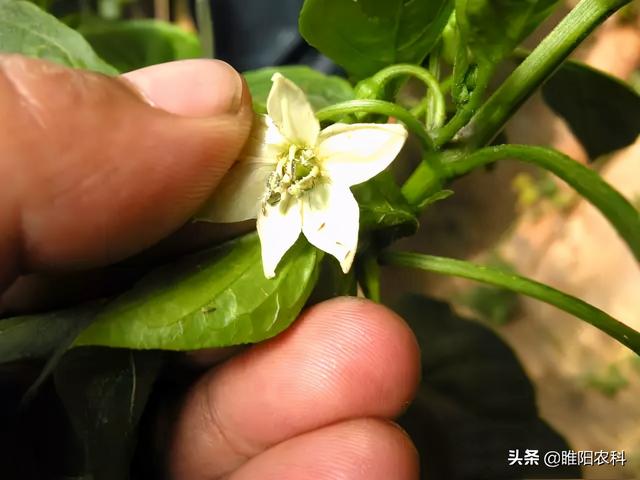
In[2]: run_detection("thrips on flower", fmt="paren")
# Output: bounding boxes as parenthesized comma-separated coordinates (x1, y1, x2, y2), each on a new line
(198, 73, 408, 278)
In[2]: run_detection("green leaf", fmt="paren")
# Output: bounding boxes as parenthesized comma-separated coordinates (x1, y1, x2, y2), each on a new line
(0, 0, 117, 74)
(417, 189, 454, 210)
(456, 0, 559, 66)
(244, 65, 355, 114)
(442, 145, 640, 262)
(395, 295, 580, 479)
(75, 233, 321, 350)
(0, 302, 103, 364)
(0, 366, 89, 479)
(381, 251, 640, 355)
(299, 0, 454, 80)
(54, 347, 163, 480)
(352, 171, 419, 242)
(542, 61, 640, 159)
(76, 19, 202, 73)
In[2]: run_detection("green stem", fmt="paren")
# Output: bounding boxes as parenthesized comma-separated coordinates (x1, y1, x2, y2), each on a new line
(426, 50, 443, 129)
(460, 0, 632, 149)
(410, 98, 428, 119)
(402, 0, 631, 207)
(401, 149, 461, 205)
(410, 76, 452, 121)
(440, 145, 640, 261)
(380, 251, 640, 355)
(360, 254, 381, 302)
(432, 65, 493, 147)
(439, 76, 453, 96)
(368, 64, 447, 129)
(316, 100, 435, 151)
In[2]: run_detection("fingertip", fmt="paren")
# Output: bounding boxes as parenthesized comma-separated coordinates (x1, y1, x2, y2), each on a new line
(233, 295, 422, 421)
(168, 296, 421, 478)
(293, 296, 422, 411)
(122, 59, 246, 118)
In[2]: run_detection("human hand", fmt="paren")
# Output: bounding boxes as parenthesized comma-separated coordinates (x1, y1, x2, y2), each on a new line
(170, 297, 420, 480)
(0, 55, 252, 290)
(0, 56, 420, 479)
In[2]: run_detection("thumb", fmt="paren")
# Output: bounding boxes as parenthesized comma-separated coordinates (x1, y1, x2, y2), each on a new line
(0, 56, 252, 288)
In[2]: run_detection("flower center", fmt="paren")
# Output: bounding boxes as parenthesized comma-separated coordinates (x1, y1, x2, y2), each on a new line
(263, 144, 320, 210)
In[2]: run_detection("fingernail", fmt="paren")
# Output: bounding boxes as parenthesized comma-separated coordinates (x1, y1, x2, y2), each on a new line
(122, 59, 245, 118)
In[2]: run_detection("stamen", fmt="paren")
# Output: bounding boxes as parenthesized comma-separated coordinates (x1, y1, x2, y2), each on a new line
(262, 144, 321, 212)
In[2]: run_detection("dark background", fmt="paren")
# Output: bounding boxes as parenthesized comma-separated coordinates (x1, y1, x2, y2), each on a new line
(206, 0, 339, 73)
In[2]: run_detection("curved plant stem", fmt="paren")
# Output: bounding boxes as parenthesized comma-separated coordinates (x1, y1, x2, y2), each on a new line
(369, 64, 447, 129)
(410, 98, 429, 119)
(380, 251, 640, 355)
(432, 65, 494, 148)
(316, 100, 435, 151)
(439, 145, 640, 261)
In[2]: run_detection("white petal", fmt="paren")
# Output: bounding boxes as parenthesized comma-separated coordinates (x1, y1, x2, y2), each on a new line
(317, 123, 408, 186)
(240, 114, 287, 165)
(267, 73, 320, 147)
(196, 114, 284, 223)
(196, 163, 272, 222)
(302, 182, 359, 273)
(257, 198, 303, 278)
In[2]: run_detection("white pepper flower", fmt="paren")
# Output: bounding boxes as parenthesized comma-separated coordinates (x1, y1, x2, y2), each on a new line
(198, 73, 407, 278)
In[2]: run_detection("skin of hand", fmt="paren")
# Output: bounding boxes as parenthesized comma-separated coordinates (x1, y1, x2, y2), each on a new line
(0, 55, 421, 479)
